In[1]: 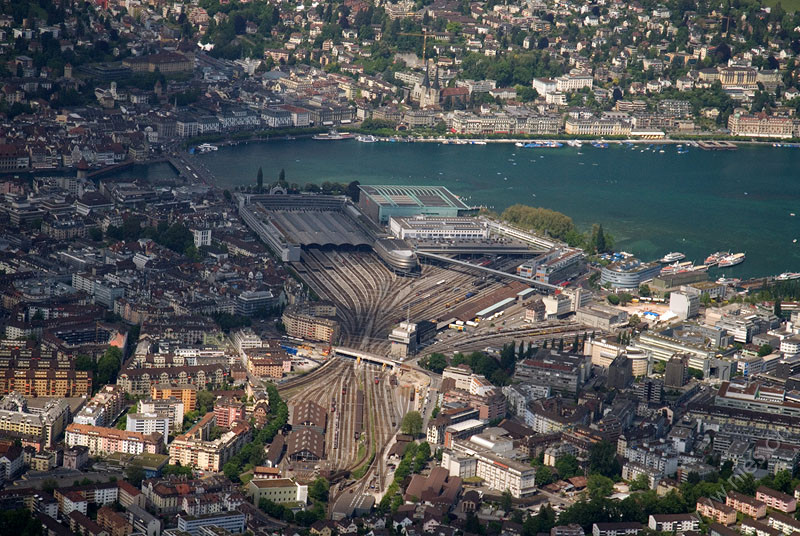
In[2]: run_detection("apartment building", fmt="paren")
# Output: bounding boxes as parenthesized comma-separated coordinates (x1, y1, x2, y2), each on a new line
(138, 397, 184, 431)
(726, 490, 767, 519)
(0, 395, 70, 448)
(65, 423, 163, 456)
(150, 384, 197, 412)
(648, 514, 700, 533)
(757, 487, 797, 513)
(168, 414, 251, 472)
(73, 385, 126, 427)
(696, 497, 737, 525)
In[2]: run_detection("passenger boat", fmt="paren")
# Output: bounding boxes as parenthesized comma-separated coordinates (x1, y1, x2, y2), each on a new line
(660, 252, 686, 263)
(197, 143, 218, 153)
(704, 251, 730, 266)
(313, 129, 355, 140)
(718, 252, 746, 267)
(776, 272, 800, 281)
(356, 134, 378, 143)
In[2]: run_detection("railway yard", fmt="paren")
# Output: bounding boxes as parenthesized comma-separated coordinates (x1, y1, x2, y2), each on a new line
(278, 245, 591, 510)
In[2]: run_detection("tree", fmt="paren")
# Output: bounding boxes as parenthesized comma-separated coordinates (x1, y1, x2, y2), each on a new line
(588, 441, 621, 478)
(278, 168, 286, 185)
(607, 294, 621, 305)
(96, 347, 122, 385)
(639, 284, 651, 297)
(535, 466, 554, 486)
(309, 477, 330, 503)
(555, 455, 581, 479)
(587, 474, 615, 499)
(256, 167, 263, 193)
(346, 180, 361, 202)
(197, 390, 216, 414)
(774, 299, 782, 318)
(758, 344, 774, 357)
(401, 411, 423, 436)
(629, 473, 650, 491)
(500, 490, 513, 512)
(422, 353, 447, 373)
(125, 463, 146, 487)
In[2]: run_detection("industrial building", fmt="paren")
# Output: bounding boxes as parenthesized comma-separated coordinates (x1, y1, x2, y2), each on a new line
(389, 216, 490, 241)
(358, 185, 476, 224)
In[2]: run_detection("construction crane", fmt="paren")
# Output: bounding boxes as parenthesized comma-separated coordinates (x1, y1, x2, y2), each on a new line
(398, 31, 432, 63)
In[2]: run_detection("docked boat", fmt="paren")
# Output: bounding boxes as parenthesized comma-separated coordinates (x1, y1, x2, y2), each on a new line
(515, 142, 525, 147)
(313, 129, 355, 140)
(591, 141, 609, 149)
(197, 143, 218, 153)
(660, 252, 686, 263)
(704, 251, 730, 266)
(470, 140, 487, 145)
(356, 134, 378, 143)
(717, 277, 741, 285)
(660, 262, 708, 275)
(718, 252, 746, 267)
(776, 272, 800, 281)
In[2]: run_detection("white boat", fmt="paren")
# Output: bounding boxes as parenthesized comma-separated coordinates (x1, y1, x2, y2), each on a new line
(718, 252, 746, 267)
(470, 140, 487, 145)
(704, 251, 730, 266)
(660, 252, 686, 263)
(356, 135, 377, 143)
(313, 129, 355, 140)
(197, 143, 218, 153)
(717, 277, 741, 285)
(515, 142, 525, 147)
(776, 272, 800, 281)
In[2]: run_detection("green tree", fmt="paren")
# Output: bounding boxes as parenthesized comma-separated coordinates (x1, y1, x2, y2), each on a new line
(256, 167, 264, 193)
(422, 353, 447, 373)
(535, 465, 554, 486)
(401, 411, 423, 436)
(555, 455, 581, 479)
(629, 473, 650, 491)
(588, 441, 621, 478)
(607, 294, 621, 305)
(125, 462, 146, 487)
(197, 390, 216, 414)
(758, 344, 774, 357)
(500, 489, 513, 512)
(587, 474, 615, 499)
(309, 477, 330, 503)
(775, 299, 782, 318)
(96, 346, 122, 385)
(639, 284, 651, 297)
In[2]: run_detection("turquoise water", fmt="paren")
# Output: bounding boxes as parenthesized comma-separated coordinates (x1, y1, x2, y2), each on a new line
(188, 140, 800, 278)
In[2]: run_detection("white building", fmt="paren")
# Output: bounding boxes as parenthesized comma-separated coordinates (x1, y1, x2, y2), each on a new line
(192, 228, 212, 247)
(670, 288, 700, 320)
(127, 412, 171, 444)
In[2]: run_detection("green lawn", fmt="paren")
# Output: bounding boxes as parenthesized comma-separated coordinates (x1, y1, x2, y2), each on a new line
(763, 0, 800, 12)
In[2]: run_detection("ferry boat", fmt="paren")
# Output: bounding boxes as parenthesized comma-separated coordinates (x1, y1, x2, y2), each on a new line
(704, 251, 730, 266)
(660, 252, 686, 263)
(776, 272, 800, 281)
(660, 262, 708, 275)
(523, 140, 563, 148)
(197, 143, 219, 153)
(356, 134, 378, 143)
(313, 129, 355, 140)
(718, 252, 746, 267)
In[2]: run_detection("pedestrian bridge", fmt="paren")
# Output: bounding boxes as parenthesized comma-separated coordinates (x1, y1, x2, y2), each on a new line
(333, 347, 399, 370)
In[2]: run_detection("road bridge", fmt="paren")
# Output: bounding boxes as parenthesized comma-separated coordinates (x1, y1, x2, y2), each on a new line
(333, 347, 399, 370)
(416, 251, 560, 292)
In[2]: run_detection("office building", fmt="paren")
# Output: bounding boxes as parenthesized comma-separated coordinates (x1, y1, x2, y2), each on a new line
(665, 355, 690, 387)
(126, 413, 171, 444)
